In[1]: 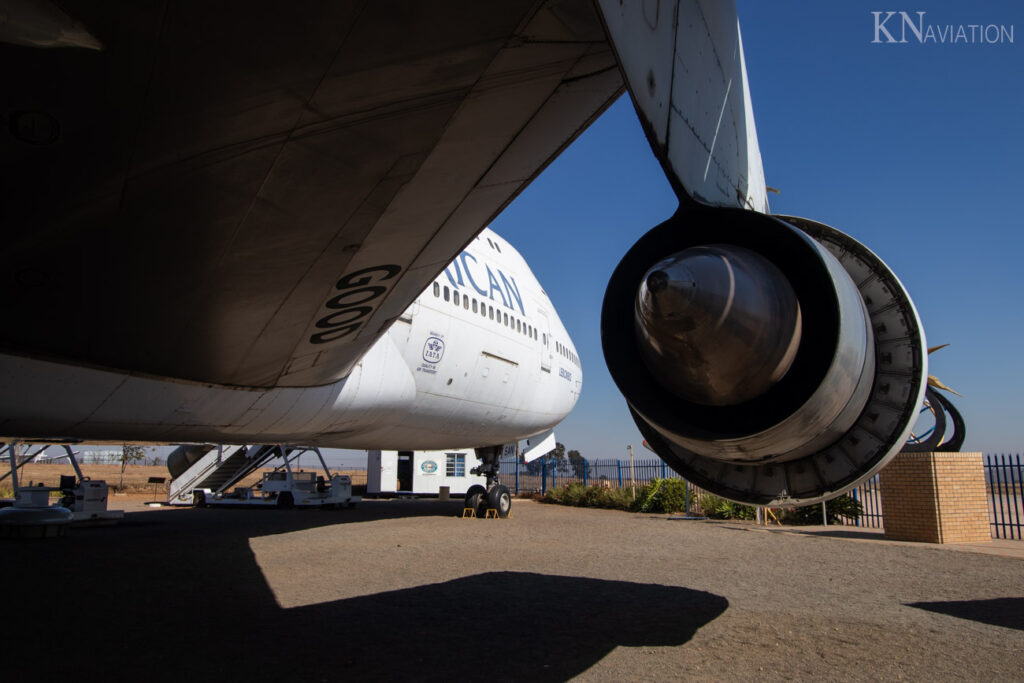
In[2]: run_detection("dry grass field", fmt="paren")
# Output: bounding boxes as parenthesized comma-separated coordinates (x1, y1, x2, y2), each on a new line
(5, 462, 368, 495)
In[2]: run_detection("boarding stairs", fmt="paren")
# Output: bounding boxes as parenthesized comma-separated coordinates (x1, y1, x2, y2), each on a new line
(167, 444, 293, 504)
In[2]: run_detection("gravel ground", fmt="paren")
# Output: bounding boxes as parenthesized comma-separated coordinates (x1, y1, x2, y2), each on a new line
(3, 498, 1022, 681)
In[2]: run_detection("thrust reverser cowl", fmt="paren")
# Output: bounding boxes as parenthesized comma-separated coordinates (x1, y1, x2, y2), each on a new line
(602, 205, 927, 506)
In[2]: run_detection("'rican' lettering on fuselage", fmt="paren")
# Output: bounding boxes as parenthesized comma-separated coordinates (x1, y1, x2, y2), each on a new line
(443, 251, 525, 316)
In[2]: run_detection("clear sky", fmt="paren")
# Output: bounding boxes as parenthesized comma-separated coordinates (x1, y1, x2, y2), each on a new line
(491, 0, 1024, 461)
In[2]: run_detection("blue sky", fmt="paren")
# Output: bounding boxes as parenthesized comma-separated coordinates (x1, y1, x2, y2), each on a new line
(492, 1, 1024, 460)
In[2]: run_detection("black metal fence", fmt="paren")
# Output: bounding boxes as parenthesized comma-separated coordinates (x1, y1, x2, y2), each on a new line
(847, 476, 884, 529)
(501, 453, 1024, 539)
(498, 456, 682, 493)
(987, 454, 1022, 540)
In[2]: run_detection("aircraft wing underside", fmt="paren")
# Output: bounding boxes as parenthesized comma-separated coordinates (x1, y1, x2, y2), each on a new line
(1, 0, 623, 389)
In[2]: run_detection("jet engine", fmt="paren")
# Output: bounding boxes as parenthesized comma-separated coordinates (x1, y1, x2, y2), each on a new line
(602, 205, 926, 506)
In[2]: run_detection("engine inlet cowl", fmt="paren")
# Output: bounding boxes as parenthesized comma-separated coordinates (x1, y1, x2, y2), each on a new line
(602, 206, 926, 506)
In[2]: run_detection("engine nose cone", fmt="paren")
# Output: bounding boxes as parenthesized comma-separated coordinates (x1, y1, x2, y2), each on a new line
(634, 245, 802, 406)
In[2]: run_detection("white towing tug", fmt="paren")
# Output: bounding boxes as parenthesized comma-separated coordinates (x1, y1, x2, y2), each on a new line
(168, 444, 359, 509)
(193, 468, 357, 509)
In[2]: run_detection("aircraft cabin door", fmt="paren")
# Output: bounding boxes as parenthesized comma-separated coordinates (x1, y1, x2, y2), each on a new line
(536, 309, 553, 373)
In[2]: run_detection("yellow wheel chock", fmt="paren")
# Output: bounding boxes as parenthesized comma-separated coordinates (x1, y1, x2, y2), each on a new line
(461, 508, 513, 519)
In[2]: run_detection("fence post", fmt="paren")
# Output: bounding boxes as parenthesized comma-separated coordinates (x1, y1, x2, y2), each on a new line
(551, 459, 556, 489)
(999, 454, 1011, 539)
(852, 488, 860, 527)
(515, 457, 519, 494)
(1004, 454, 1019, 540)
(542, 459, 547, 494)
(1016, 454, 1024, 541)
(873, 475, 881, 529)
(583, 461, 588, 487)
(617, 460, 622, 487)
(661, 460, 667, 478)
(990, 455, 1002, 539)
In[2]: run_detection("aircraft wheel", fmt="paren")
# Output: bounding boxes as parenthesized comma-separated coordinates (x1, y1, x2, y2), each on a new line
(193, 491, 206, 508)
(465, 492, 483, 517)
(487, 484, 512, 518)
(277, 492, 294, 510)
(464, 484, 486, 517)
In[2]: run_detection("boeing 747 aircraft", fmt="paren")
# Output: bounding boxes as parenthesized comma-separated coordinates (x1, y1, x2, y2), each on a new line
(0, 0, 926, 511)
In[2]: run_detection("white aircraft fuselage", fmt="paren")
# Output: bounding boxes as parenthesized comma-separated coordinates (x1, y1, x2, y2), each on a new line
(0, 228, 580, 449)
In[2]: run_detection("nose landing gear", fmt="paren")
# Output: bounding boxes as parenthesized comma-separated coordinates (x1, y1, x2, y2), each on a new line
(463, 446, 512, 518)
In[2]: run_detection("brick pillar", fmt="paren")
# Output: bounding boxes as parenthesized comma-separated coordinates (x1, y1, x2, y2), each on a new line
(879, 452, 990, 543)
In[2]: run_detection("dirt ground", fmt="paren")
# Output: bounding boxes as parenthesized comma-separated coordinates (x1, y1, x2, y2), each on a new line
(2, 498, 1021, 681)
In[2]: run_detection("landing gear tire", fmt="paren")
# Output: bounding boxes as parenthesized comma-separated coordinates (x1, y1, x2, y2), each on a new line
(466, 492, 482, 516)
(277, 492, 294, 510)
(193, 491, 206, 508)
(464, 484, 486, 518)
(487, 484, 512, 518)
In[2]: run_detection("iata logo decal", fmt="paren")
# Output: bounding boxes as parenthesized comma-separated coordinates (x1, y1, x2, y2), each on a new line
(421, 460, 438, 474)
(423, 336, 445, 364)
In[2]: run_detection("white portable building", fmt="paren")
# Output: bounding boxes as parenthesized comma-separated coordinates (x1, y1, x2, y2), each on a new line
(366, 450, 486, 495)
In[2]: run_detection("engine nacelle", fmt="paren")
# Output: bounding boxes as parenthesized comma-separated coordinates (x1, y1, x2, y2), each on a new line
(602, 206, 926, 506)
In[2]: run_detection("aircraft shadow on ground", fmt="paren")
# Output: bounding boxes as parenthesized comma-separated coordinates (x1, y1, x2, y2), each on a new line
(908, 598, 1024, 631)
(117, 497, 476, 529)
(2, 505, 728, 681)
(796, 529, 886, 541)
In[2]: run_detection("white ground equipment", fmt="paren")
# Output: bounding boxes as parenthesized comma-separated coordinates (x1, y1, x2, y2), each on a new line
(0, 443, 123, 538)
(366, 449, 487, 496)
(171, 445, 359, 509)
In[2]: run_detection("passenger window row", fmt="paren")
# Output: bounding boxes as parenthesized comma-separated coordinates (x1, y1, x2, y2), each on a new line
(432, 282, 538, 342)
(555, 340, 579, 367)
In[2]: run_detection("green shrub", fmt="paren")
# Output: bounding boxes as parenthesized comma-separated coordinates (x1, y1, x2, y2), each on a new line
(540, 479, 698, 514)
(698, 493, 756, 520)
(559, 481, 588, 506)
(632, 479, 663, 512)
(541, 485, 565, 505)
(783, 494, 863, 525)
(540, 483, 636, 511)
(631, 478, 691, 513)
(597, 487, 636, 510)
